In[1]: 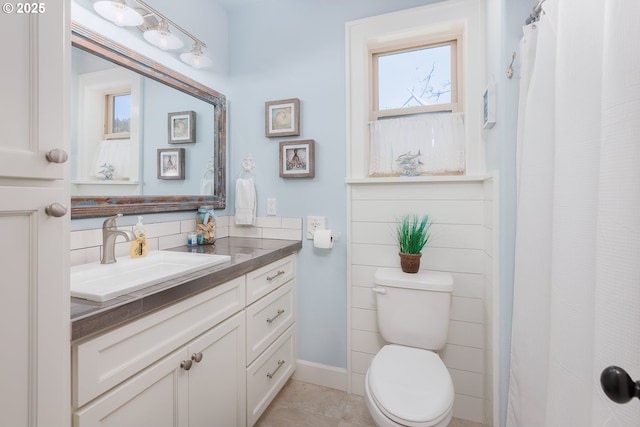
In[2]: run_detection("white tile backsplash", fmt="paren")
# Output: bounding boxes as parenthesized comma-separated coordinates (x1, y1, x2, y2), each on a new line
(70, 215, 302, 266)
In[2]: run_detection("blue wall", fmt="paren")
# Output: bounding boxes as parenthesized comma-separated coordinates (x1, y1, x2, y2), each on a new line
(484, 0, 534, 425)
(225, 0, 441, 368)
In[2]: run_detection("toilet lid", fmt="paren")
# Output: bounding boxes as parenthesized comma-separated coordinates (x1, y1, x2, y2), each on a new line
(368, 345, 454, 426)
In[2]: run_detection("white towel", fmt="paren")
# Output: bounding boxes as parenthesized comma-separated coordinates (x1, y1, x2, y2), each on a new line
(235, 177, 256, 225)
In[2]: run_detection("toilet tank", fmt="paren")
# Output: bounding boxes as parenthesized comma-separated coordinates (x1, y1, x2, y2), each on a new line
(373, 268, 453, 351)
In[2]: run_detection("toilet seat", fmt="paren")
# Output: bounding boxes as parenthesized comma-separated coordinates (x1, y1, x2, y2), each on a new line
(367, 345, 454, 427)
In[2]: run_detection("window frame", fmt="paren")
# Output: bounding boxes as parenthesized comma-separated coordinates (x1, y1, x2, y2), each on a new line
(370, 33, 462, 120)
(104, 90, 131, 140)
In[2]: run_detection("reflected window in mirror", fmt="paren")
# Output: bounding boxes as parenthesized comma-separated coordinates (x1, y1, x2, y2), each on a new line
(106, 91, 131, 139)
(72, 52, 141, 195)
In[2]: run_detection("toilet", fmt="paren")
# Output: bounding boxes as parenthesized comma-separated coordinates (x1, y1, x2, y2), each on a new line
(365, 267, 455, 427)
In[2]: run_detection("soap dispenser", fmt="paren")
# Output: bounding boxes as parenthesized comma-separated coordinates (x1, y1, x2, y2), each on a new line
(129, 216, 148, 258)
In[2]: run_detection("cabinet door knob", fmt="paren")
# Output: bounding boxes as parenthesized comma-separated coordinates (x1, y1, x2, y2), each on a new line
(180, 359, 193, 371)
(191, 352, 203, 363)
(45, 148, 69, 164)
(45, 202, 67, 217)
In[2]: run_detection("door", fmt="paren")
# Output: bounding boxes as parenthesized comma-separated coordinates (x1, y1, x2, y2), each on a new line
(0, 1, 70, 426)
(73, 349, 189, 427)
(187, 312, 246, 427)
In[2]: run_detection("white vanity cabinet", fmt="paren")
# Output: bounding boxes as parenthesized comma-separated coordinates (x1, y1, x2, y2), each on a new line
(245, 254, 297, 426)
(72, 276, 247, 427)
(71, 254, 298, 427)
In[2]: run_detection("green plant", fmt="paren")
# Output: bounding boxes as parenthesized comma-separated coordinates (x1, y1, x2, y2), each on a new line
(396, 213, 432, 254)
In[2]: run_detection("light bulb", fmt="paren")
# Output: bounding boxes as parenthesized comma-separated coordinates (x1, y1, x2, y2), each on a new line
(180, 43, 213, 69)
(94, 0, 143, 27)
(143, 20, 183, 50)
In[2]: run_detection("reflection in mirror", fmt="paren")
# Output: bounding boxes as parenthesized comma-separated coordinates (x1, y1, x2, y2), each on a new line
(70, 23, 226, 218)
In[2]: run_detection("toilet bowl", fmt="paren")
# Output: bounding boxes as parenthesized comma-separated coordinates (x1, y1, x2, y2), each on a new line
(364, 345, 454, 427)
(365, 268, 455, 427)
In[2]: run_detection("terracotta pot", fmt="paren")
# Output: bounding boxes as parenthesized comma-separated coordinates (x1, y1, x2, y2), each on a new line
(399, 252, 421, 273)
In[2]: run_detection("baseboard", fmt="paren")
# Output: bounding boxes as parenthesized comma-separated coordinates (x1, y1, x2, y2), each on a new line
(292, 359, 348, 392)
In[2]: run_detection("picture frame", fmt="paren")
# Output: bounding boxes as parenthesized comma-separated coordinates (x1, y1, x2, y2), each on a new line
(168, 110, 196, 143)
(265, 98, 300, 137)
(157, 148, 185, 180)
(279, 140, 314, 178)
(482, 85, 496, 129)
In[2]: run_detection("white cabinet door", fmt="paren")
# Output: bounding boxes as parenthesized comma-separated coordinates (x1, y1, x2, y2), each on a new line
(188, 312, 247, 427)
(73, 349, 189, 427)
(0, 2, 68, 180)
(0, 2, 70, 427)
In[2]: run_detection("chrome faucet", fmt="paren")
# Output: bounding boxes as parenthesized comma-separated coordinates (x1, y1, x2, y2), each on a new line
(101, 214, 135, 264)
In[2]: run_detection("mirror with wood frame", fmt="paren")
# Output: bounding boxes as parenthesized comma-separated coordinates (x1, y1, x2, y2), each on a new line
(70, 23, 226, 219)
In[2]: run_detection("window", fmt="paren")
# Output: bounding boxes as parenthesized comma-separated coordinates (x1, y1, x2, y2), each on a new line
(104, 91, 131, 139)
(368, 36, 465, 177)
(371, 36, 460, 120)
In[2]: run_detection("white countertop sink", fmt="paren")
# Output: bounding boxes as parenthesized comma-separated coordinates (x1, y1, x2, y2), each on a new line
(71, 251, 231, 302)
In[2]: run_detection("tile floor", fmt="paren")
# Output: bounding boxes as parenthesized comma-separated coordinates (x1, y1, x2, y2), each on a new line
(255, 379, 486, 427)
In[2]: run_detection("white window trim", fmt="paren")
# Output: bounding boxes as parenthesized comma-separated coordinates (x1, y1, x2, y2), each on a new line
(345, 0, 485, 178)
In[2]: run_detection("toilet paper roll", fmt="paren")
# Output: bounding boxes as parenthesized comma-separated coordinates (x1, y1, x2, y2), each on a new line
(313, 229, 334, 249)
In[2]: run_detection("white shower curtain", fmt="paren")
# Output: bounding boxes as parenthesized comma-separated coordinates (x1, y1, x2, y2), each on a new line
(508, 1, 640, 426)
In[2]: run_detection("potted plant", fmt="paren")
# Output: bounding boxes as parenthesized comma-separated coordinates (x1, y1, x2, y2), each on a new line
(396, 213, 433, 273)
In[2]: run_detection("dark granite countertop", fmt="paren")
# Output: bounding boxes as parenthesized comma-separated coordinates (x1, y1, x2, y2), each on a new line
(71, 237, 302, 342)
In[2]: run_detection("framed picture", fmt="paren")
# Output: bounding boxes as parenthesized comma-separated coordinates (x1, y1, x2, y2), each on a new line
(157, 148, 185, 180)
(279, 140, 314, 178)
(265, 98, 300, 137)
(482, 85, 496, 129)
(168, 111, 196, 143)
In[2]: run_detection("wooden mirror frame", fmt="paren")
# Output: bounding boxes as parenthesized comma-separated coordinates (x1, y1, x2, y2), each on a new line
(70, 23, 226, 218)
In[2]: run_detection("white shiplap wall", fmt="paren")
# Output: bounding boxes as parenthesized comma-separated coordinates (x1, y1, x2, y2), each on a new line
(347, 177, 495, 424)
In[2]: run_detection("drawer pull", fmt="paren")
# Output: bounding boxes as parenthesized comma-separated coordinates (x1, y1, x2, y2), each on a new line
(180, 359, 193, 371)
(191, 352, 203, 363)
(266, 359, 285, 379)
(266, 309, 285, 324)
(266, 270, 285, 281)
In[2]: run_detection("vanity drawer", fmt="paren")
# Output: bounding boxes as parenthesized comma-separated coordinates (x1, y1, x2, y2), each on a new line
(246, 254, 295, 305)
(246, 279, 295, 364)
(73, 276, 245, 408)
(247, 324, 296, 426)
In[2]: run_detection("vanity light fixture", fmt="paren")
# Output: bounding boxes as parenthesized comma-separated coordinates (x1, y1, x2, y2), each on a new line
(180, 43, 213, 69)
(93, 0, 143, 27)
(92, 0, 212, 68)
(143, 20, 183, 50)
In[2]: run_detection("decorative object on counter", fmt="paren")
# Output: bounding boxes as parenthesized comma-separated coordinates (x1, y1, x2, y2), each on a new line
(196, 206, 217, 244)
(168, 110, 196, 143)
(200, 156, 216, 196)
(129, 216, 148, 258)
(235, 155, 256, 225)
(395, 150, 423, 176)
(265, 98, 300, 137)
(157, 148, 185, 180)
(279, 140, 315, 178)
(396, 213, 433, 273)
(187, 231, 198, 246)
